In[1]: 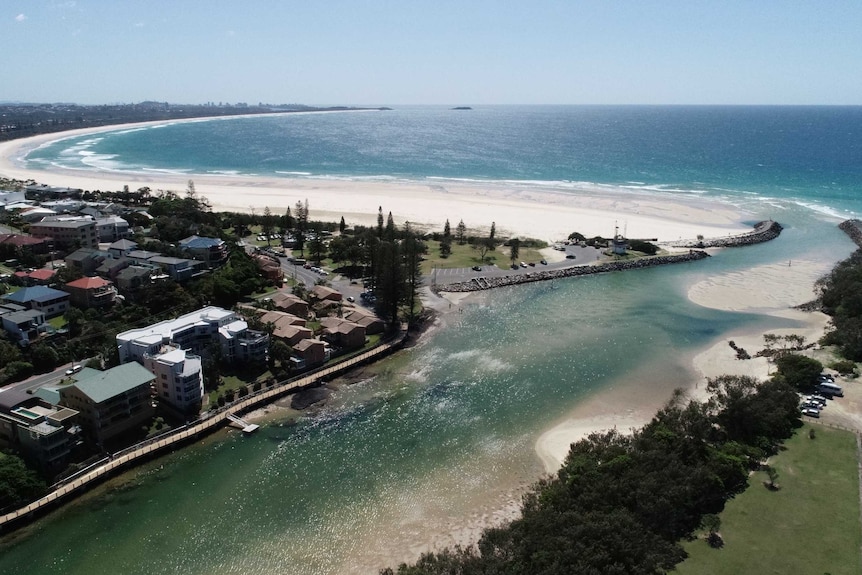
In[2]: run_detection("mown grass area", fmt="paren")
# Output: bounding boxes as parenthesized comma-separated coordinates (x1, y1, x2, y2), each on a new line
(675, 423, 861, 575)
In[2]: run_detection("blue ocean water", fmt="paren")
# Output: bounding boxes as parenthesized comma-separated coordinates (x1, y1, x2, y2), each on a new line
(4, 107, 862, 575)
(26, 106, 862, 217)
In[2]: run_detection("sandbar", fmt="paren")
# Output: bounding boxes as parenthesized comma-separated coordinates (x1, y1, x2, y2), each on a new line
(0, 119, 751, 243)
(535, 257, 835, 473)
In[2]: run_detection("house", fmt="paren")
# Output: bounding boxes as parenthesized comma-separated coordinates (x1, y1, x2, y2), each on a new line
(292, 338, 327, 370)
(116, 306, 269, 365)
(95, 256, 133, 281)
(148, 256, 206, 282)
(270, 292, 309, 318)
(179, 235, 228, 268)
(259, 310, 307, 327)
(94, 215, 131, 242)
(344, 308, 385, 335)
(65, 248, 110, 276)
(0, 389, 79, 471)
(127, 249, 161, 265)
(59, 363, 155, 444)
(310, 285, 342, 302)
(272, 323, 312, 346)
(0, 233, 50, 255)
(253, 253, 284, 282)
(143, 346, 204, 413)
(319, 317, 366, 350)
(63, 276, 118, 308)
(2, 286, 70, 318)
(258, 310, 312, 345)
(0, 308, 47, 346)
(18, 206, 58, 223)
(29, 218, 98, 249)
(115, 265, 155, 293)
(107, 239, 139, 258)
(11, 268, 57, 287)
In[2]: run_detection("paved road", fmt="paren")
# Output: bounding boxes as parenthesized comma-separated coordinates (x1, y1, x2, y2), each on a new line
(0, 360, 89, 395)
(279, 259, 326, 288)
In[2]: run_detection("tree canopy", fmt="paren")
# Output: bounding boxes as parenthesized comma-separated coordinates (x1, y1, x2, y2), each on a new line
(383, 375, 802, 575)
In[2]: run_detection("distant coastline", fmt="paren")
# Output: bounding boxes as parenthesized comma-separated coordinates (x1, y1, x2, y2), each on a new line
(0, 102, 389, 143)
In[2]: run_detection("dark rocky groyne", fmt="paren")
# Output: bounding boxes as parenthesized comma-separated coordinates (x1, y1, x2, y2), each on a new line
(668, 220, 783, 248)
(838, 219, 862, 248)
(437, 251, 710, 293)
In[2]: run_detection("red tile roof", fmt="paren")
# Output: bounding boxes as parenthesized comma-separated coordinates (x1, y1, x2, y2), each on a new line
(65, 276, 112, 289)
(28, 269, 57, 281)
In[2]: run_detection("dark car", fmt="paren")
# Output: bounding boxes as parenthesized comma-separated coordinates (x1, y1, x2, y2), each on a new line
(472, 265, 482, 271)
(565, 254, 576, 259)
(540, 259, 547, 265)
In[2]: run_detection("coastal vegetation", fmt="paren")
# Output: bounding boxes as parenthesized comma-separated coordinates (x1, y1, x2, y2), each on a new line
(0, 453, 46, 511)
(383, 373, 803, 574)
(817, 249, 862, 360)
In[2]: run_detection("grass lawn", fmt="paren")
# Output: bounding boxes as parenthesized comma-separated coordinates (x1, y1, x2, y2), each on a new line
(421, 239, 503, 273)
(48, 316, 67, 330)
(675, 423, 861, 575)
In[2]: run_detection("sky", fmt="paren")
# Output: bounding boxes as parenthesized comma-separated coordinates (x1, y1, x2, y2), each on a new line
(2, 0, 861, 106)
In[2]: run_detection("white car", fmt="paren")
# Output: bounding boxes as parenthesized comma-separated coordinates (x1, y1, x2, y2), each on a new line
(65, 364, 82, 376)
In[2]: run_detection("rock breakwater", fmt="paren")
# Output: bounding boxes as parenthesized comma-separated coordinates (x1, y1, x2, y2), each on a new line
(838, 219, 862, 248)
(668, 220, 783, 249)
(436, 251, 710, 293)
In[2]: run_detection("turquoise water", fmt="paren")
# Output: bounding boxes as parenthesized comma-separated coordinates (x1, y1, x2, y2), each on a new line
(4, 107, 862, 574)
(25, 106, 862, 218)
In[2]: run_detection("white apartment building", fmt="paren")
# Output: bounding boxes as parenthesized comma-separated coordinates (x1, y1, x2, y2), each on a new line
(116, 306, 268, 365)
(144, 346, 204, 413)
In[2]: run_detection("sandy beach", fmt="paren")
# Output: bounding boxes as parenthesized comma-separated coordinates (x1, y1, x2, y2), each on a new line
(0, 120, 751, 243)
(534, 257, 835, 473)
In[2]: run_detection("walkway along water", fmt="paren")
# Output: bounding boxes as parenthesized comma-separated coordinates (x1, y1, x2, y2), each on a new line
(0, 330, 408, 533)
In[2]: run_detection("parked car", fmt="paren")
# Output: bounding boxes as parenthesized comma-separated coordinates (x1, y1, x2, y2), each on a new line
(472, 265, 482, 271)
(520, 262, 527, 268)
(565, 254, 576, 259)
(346, 296, 355, 303)
(65, 364, 82, 376)
(540, 259, 548, 265)
(801, 407, 820, 418)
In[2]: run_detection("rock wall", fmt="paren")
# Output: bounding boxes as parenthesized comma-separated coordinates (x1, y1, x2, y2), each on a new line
(437, 251, 710, 293)
(669, 220, 783, 249)
(838, 219, 862, 248)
